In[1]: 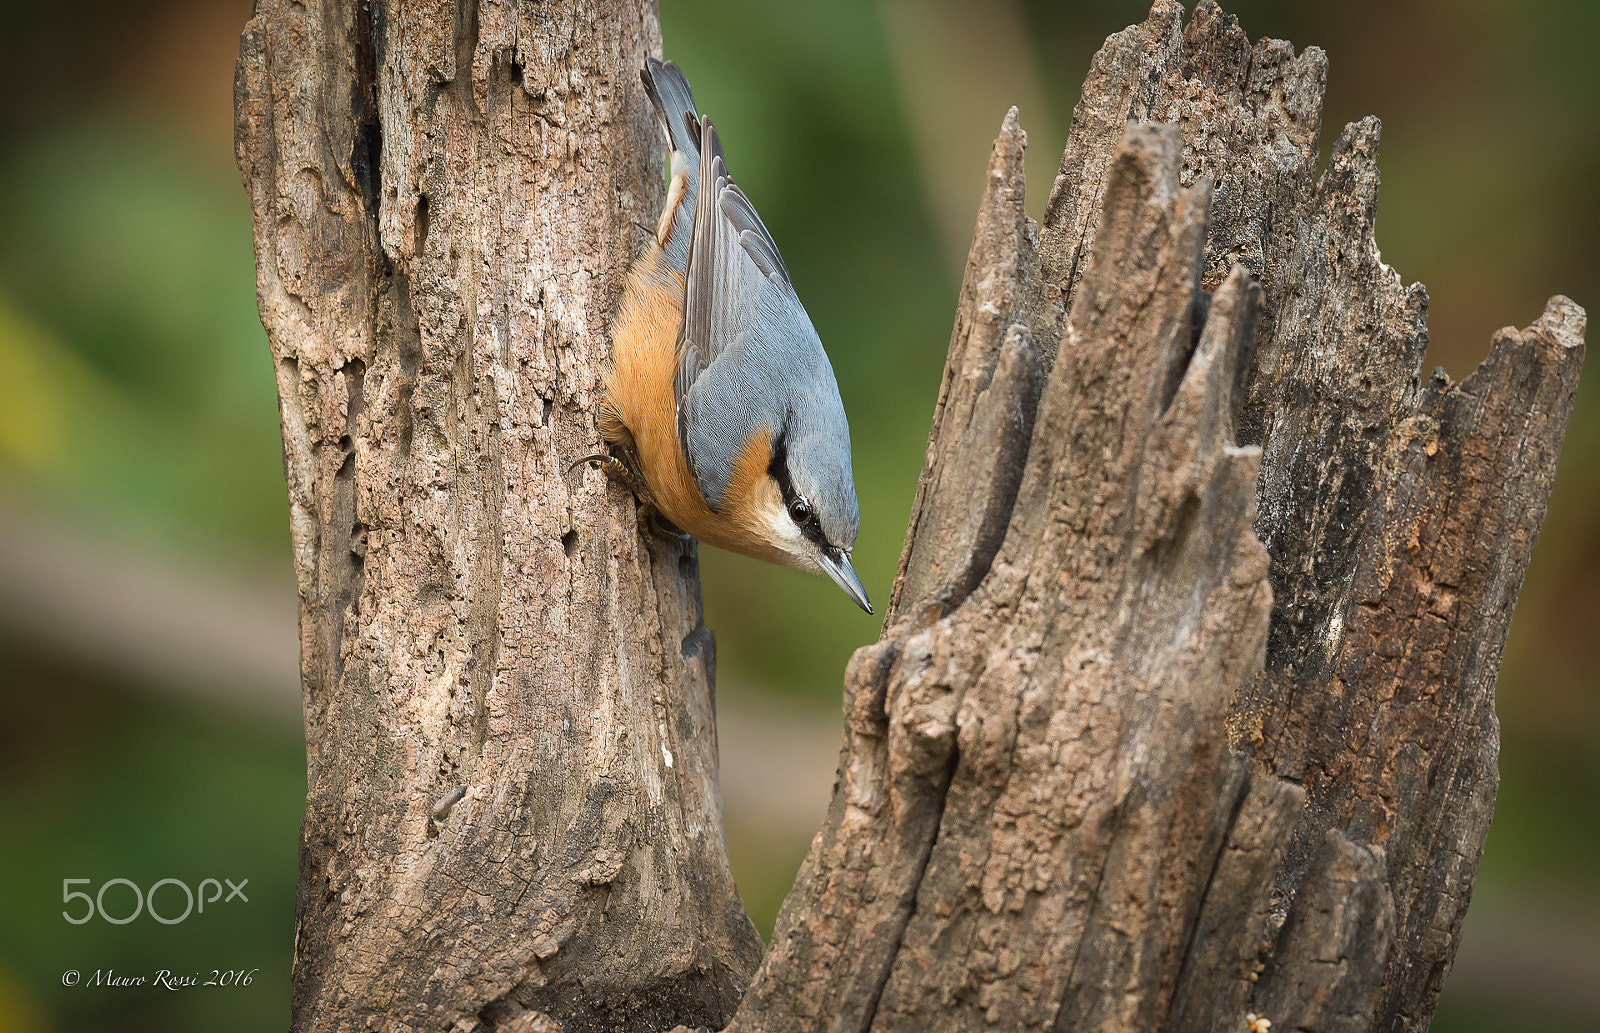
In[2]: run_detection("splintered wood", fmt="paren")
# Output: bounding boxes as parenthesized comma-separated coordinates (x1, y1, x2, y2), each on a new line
(733, 3, 1583, 1032)
(239, 1, 1583, 1031)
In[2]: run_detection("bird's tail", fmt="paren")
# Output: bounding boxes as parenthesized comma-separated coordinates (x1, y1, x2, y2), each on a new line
(641, 58, 702, 166)
(641, 58, 703, 271)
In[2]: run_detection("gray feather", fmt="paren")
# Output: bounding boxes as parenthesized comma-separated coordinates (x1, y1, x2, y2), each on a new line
(666, 98, 860, 551)
(721, 182, 790, 284)
(641, 58, 699, 159)
(641, 58, 701, 273)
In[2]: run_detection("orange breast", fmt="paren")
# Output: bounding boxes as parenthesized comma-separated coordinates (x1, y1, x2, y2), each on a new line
(603, 246, 785, 564)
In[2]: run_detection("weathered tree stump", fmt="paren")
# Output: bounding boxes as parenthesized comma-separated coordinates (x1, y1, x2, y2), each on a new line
(733, 4, 1584, 1032)
(236, 2, 760, 1030)
(236, 1, 1584, 1031)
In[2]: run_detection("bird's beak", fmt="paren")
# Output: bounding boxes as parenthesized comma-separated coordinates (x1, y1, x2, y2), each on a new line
(819, 549, 872, 614)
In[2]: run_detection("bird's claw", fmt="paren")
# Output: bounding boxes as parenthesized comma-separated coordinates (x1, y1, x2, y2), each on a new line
(644, 507, 692, 543)
(570, 450, 691, 545)
(570, 452, 647, 498)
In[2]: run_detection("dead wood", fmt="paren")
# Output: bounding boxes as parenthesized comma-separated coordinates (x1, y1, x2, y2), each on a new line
(236, 1, 1584, 1031)
(733, 3, 1584, 1032)
(236, 2, 761, 1030)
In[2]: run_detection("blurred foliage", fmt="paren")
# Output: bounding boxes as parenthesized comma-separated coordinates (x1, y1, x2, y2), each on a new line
(0, 0, 1594, 1029)
(0, 120, 286, 557)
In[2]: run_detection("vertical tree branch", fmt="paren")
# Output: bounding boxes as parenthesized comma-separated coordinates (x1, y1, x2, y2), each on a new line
(236, 2, 761, 1030)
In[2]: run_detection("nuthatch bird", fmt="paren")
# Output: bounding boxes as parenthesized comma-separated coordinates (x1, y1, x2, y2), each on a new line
(580, 58, 871, 613)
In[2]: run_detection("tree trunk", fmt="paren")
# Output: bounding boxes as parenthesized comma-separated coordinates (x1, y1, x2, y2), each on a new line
(237, 1, 1584, 1032)
(234, 2, 761, 1031)
(732, 4, 1584, 1033)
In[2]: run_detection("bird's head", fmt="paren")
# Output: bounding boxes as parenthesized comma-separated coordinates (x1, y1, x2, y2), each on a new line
(736, 425, 870, 614)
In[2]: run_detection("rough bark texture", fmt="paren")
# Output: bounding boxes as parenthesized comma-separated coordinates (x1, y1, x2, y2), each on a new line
(239, 1, 1585, 1031)
(732, 3, 1585, 1033)
(235, 2, 761, 1031)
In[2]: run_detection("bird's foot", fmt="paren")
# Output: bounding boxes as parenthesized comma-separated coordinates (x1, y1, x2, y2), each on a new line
(569, 452, 647, 497)
(643, 506, 692, 544)
(570, 451, 691, 545)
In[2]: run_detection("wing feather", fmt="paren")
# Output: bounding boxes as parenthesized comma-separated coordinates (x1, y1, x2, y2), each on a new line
(721, 181, 790, 284)
(674, 117, 803, 506)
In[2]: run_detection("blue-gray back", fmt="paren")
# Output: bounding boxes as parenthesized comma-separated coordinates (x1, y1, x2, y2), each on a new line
(671, 113, 860, 550)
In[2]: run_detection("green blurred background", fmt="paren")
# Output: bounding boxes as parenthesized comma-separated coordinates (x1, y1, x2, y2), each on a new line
(0, 1, 1594, 1030)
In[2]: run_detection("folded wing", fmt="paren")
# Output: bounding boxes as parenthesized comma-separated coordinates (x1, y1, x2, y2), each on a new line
(675, 117, 814, 510)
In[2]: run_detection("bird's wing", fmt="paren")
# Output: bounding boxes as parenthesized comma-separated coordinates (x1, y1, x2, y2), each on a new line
(674, 117, 807, 509)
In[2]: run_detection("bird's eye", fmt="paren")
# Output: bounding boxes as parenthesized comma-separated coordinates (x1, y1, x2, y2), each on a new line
(787, 496, 812, 524)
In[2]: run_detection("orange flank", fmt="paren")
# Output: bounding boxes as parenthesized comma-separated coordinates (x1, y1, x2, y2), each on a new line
(602, 246, 789, 565)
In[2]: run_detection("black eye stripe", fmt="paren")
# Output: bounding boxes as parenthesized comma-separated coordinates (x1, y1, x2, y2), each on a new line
(767, 433, 833, 549)
(767, 433, 793, 496)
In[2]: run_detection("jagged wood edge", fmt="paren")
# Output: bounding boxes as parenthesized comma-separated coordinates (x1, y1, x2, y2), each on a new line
(734, 123, 1287, 1032)
(735, 2, 1585, 1031)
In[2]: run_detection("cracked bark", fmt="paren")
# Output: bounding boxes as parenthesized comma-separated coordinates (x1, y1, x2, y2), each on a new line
(733, 3, 1583, 1032)
(236, 2, 760, 1031)
(238, 1, 1584, 1032)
